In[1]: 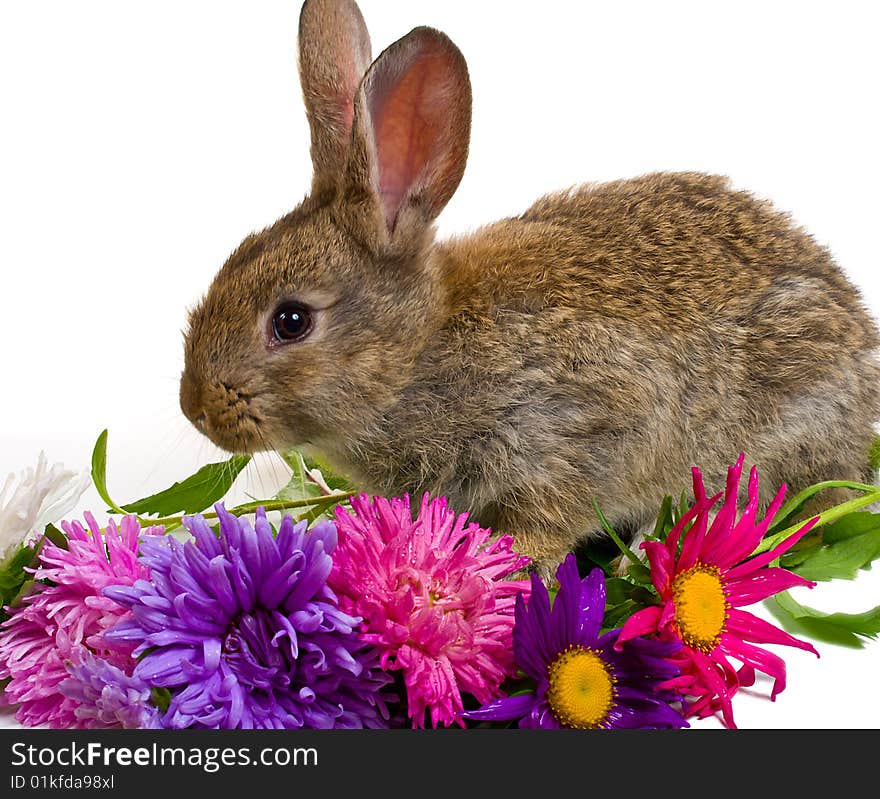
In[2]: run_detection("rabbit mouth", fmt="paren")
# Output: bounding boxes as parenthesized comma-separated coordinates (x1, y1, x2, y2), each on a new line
(188, 381, 269, 454)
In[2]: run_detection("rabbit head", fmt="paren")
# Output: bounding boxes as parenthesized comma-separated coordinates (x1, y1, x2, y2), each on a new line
(180, 0, 471, 456)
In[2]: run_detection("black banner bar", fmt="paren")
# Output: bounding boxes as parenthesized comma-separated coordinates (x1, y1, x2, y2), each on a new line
(0, 729, 874, 793)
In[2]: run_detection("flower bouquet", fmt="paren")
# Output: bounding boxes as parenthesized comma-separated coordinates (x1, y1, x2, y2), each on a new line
(1, 433, 879, 730)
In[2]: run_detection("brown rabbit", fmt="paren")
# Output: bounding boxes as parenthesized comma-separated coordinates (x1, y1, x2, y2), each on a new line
(180, 0, 880, 576)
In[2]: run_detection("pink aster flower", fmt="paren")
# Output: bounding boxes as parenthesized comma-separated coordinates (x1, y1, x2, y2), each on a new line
(328, 494, 530, 728)
(0, 513, 161, 727)
(617, 454, 819, 728)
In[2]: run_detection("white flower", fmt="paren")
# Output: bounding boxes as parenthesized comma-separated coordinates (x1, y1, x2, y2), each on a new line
(0, 452, 91, 559)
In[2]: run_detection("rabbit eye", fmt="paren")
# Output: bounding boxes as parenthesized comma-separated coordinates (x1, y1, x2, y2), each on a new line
(271, 301, 313, 343)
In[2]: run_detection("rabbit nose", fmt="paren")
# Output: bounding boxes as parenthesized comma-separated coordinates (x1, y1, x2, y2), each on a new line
(179, 370, 205, 427)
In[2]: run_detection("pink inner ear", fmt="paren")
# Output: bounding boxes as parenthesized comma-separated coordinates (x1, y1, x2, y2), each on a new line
(368, 46, 459, 229)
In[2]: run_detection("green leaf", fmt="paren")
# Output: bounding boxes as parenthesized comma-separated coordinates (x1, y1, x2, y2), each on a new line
(603, 577, 657, 609)
(603, 577, 636, 606)
(674, 490, 689, 524)
(787, 526, 880, 583)
(273, 450, 356, 525)
(778, 535, 822, 569)
(121, 455, 251, 517)
(219, 494, 351, 519)
(766, 591, 880, 649)
(822, 511, 880, 545)
(151, 687, 172, 713)
(779, 512, 880, 581)
(8, 579, 38, 609)
(592, 500, 642, 569)
(651, 495, 674, 541)
(0, 543, 38, 620)
(0, 524, 72, 622)
(91, 429, 126, 515)
(276, 451, 325, 504)
(602, 600, 640, 632)
(663, 489, 696, 554)
(575, 537, 619, 575)
(870, 434, 880, 473)
(280, 450, 355, 493)
(42, 523, 68, 550)
(295, 503, 339, 526)
(625, 561, 655, 587)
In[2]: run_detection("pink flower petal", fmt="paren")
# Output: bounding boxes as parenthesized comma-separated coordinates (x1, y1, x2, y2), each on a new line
(724, 567, 815, 607)
(642, 542, 673, 594)
(737, 663, 756, 687)
(724, 481, 790, 569)
(699, 456, 745, 566)
(725, 515, 819, 581)
(703, 463, 757, 566)
(717, 633, 790, 701)
(329, 494, 528, 728)
(726, 608, 819, 656)
(692, 466, 709, 506)
(676, 497, 710, 573)
(752, 482, 790, 540)
(658, 599, 677, 629)
(663, 481, 717, 562)
(615, 605, 663, 649)
(686, 647, 737, 729)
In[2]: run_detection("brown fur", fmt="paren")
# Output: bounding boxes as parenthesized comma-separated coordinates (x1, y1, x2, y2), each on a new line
(180, 1, 880, 576)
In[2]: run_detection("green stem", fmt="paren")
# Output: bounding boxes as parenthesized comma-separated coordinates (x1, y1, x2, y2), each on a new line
(135, 492, 356, 530)
(753, 488, 880, 556)
(104, 496, 131, 518)
(770, 480, 879, 530)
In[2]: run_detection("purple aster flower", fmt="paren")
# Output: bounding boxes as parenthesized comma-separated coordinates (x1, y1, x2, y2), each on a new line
(59, 652, 160, 729)
(465, 554, 688, 729)
(103, 505, 394, 729)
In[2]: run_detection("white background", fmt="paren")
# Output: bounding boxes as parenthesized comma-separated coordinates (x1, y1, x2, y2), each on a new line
(1, 0, 878, 729)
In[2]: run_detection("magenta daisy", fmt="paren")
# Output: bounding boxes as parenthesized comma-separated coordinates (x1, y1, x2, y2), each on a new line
(328, 493, 531, 728)
(617, 454, 819, 728)
(0, 514, 160, 727)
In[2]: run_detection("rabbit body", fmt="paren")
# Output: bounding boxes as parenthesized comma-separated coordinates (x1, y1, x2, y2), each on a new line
(316, 171, 879, 566)
(180, 1, 880, 573)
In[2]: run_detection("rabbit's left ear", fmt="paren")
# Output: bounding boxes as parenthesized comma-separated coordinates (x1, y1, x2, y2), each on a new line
(345, 27, 472, 237)
(299, 0, 372, 196)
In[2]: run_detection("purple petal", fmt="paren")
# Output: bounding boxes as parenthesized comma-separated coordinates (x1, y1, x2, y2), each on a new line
(550, 554, 583, 650)
(135, 646, 197, 685)
(183, 513, 223, 559)
(463, 693, 538, 723)
(513, 575, 553, 680)
(576, 567, 606, 645)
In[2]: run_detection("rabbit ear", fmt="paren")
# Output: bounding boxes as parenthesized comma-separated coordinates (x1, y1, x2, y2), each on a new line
(299, 0, 372, 195)
(346, 27, 472, 236)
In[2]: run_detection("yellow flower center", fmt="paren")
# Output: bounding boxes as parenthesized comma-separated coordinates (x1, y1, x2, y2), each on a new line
(546, 647, 615, 729)
(672, 564, 728, 652)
